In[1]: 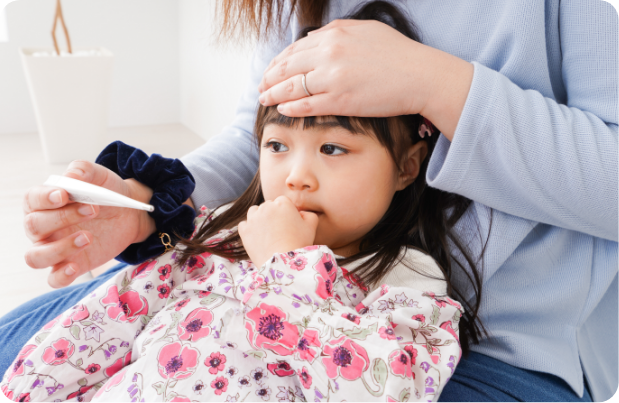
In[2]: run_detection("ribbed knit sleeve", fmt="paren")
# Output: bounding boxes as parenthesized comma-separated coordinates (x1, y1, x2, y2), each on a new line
(427, 1, 618, 242)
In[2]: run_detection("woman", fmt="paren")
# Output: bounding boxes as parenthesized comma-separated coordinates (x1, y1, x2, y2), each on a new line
(9, 0, 618, 401)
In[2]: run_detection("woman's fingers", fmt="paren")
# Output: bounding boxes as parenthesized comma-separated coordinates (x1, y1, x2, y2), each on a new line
(48, 262, 81, 289)
(259, 71, 322, 107)
(23, 186, 70, 214)
(24, 202, 99, 242)
(259, 47, 319, 94)
(24, 231, 91, 269)
(276, 93, 337, 117)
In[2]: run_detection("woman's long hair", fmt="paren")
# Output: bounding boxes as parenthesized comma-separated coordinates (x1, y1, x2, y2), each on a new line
(217, 0, 328, 42)
(181, 1, 488, 355)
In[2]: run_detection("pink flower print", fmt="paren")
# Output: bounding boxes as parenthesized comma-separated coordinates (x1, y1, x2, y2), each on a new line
(101, 285, 149, 323)
(355, 302, 369, 314)
(298, 367, 312, 389)
(434, 299, 447, 308)
(170, 395, 192, 402)
(288, 255, 308, 271)
(157, 284, 171, 299)
(94, 367, 128, 398)
(403, 343, 418, 366)
(315, 253, 337, 299)
(7, 344, 36, 383)
(379, 326, 397, 340)
(445, 296, 462, 310)
(255, 386, 272, 401)
(321, 336, 370, 381)
(429, 345, 441, 364)
(150, 324, 166, 335)
(245, 303, 299, 356)
(66, 384, 94, 401)
(158, 264, 172, 281)
(294, 328, 322, 363)
(84, 363, 101, 375)
(267, 361, 295, 377)
(2, 384, 14, 400)
(389, 349, 413, 379)
(380, 284, 390, 296)
(174, 298, 191, 311)
(198, 290, 211, 298)
(16, 393, 30, 402)
(341, 267, 368, 293)
(251, 367, 268, 385)
(342, 313, 361, 324)
(157, 342, 200, 380)
(41, 337, 74, 365)
(42, 314, 61, 331)
(302, 245, 320, 251)
(131, 259, 157, 279)
(440, 320, 460, 344)
(225, 366, 238, 377)
(210, 376, 228, 395)
(204, 352, 227, 374)
(178, 308, 213, 342)
(60, 304, 89, 327)
(193, 380, 205, 395)
(186, 255, 206, 274)
(412, 314, 426, 322)
(237, 376, 251, 388)
(104, 351, 132, 377)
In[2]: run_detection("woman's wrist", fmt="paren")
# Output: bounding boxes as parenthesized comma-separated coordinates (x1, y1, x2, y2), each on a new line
(416, 46, 474, 142)
(125, 178, 157, 243)
(125, 179, 197, 244)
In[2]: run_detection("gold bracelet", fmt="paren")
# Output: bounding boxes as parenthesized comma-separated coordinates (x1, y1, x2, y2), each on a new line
(159, 232, 173, 253)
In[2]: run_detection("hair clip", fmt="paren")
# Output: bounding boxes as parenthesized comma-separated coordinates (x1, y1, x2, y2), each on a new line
(418, 117, 436, 138)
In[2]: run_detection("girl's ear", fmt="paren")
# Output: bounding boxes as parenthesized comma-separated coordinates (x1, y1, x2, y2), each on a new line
(396, 141, 428, 190)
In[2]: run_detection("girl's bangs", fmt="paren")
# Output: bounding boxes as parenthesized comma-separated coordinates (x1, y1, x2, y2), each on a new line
(260, 105, 375, 136)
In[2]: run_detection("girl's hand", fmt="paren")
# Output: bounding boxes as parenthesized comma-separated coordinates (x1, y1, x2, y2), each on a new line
(238, 196, 319, 268)
(258, 19, 473, 141)
(23, 161, 157, 288)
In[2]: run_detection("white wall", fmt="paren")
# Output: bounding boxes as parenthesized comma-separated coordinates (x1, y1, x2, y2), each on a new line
(0, 0, 180, 134)
(178, 0, 254, 140)
(0, 0, 256, 141)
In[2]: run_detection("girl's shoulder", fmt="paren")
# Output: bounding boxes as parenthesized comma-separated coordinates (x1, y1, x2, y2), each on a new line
(373, 246, 448, 296)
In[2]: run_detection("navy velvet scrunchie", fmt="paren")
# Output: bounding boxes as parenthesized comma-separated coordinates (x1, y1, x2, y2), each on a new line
(95, 141, 196, 264)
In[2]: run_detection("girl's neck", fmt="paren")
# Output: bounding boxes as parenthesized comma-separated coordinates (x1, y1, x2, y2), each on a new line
(330, 240, 361, 258)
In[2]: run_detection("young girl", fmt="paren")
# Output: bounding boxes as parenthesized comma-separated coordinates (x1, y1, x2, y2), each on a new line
(2, 3, 483, 402)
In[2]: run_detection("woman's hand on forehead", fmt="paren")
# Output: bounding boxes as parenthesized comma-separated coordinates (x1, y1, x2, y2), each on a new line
(238, 196, 319, 268)
(257, 19, 473, 141)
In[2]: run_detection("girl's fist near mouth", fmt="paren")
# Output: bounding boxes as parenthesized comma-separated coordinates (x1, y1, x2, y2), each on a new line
(238, 195, 319, 268)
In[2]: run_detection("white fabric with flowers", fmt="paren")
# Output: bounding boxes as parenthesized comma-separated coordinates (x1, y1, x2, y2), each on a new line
(1, 207, 463, 402)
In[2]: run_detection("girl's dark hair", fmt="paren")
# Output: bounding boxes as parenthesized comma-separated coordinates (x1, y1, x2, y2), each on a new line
(180, 1, 487, 354)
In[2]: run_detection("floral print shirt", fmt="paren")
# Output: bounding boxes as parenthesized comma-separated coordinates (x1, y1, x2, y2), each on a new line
(1, 209, 463, 402)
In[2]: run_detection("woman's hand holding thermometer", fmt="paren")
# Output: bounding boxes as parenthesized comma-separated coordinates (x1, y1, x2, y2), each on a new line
(43, 175, 155, 212)
(22, 161, 157, 288)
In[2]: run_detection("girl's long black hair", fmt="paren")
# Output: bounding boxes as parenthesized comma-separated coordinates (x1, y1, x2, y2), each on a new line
(178, 1, 488, 354)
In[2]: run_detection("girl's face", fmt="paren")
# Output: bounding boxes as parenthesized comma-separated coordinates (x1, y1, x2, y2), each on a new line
(260, 121, 425, 257)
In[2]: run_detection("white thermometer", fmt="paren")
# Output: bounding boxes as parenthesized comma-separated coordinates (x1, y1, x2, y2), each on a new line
(44, 175, 155, 212)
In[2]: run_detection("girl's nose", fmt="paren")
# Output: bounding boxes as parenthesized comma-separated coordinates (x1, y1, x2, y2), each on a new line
(285, 161, 318, 191)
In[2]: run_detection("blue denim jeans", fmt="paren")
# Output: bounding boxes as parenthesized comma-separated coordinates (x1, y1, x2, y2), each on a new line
(438, 352, 591, 402)
(0, 263, 591, 402)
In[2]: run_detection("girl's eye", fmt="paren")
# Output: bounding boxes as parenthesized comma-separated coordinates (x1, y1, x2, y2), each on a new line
(320, 144, 348, 156)
(264, 141, 289, 153)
